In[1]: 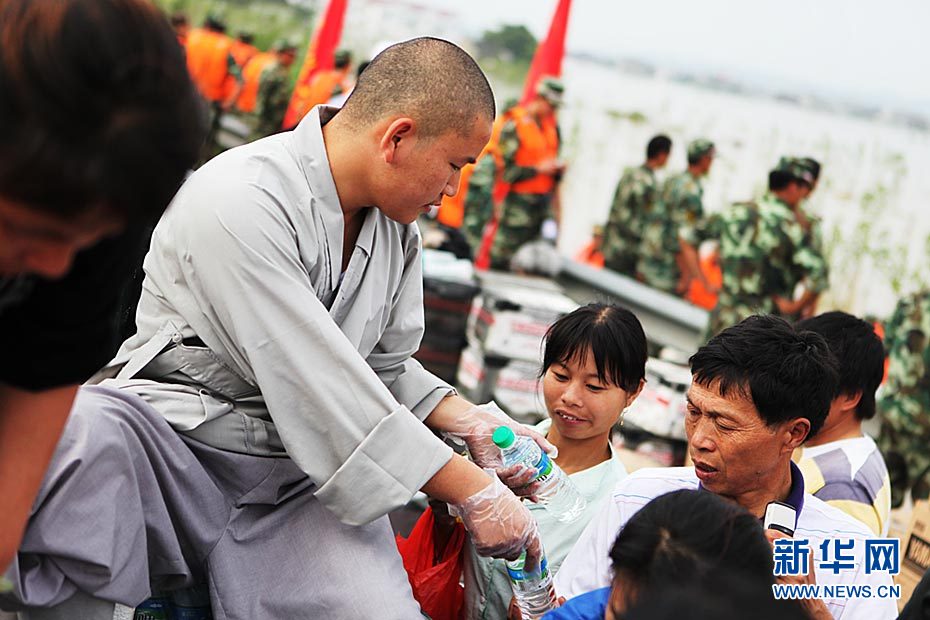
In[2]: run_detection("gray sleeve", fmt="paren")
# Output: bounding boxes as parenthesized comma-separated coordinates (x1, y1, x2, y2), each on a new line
(171, 184, 453, 525)
(367, 227, 456, 421)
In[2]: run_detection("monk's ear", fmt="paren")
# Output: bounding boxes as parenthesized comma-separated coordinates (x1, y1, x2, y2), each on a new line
(379, 117, 417, 164)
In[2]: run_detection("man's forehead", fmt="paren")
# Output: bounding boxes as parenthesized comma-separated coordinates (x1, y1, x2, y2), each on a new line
(687, 379, 757, 416)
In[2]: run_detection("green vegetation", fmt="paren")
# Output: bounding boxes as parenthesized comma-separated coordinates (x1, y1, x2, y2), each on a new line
(154, 0, 315, 53)
(476, 24, 536, 64)
(605, 109, 648, 124)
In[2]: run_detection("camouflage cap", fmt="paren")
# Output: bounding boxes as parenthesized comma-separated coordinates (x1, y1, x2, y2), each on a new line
(687, 138, 715, 160)
(272, 39, 297, 53)
(536, 77, 565, 107)
(775, 157, 814, 186)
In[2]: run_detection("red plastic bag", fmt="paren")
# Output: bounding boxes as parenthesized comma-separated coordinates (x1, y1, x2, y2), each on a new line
(395, 505, 466, 620)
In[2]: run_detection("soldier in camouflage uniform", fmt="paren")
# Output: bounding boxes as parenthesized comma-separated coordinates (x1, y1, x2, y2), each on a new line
(460, 154, 497, 251)
(601, 134, 672, 276)
(489, 78, 564, 270)
(637, 138, 715, 294)
(680, 163, 829, 339)
(251, 41, 297, 140)
(460, 100, 518, 253)
(782, 156, 826, 319)
(878, 290, 930, 506)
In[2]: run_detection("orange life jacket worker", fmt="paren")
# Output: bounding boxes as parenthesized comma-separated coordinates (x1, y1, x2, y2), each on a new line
(236, 51, 277, 113)
(230, 32, 258, 68)
(185, 16, 241, 105)
(286, 49, 352, 129)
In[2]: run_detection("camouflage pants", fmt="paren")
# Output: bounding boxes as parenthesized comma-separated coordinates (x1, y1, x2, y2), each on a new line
(704, 292, 773, 343)
(601, 225, 639, 276)
(461, 184, 494, 253)
(489, 192, 551, 271)
(877, 397, 930, 507)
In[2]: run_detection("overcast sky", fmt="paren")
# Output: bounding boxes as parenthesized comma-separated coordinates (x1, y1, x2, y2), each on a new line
(421, 0, 930, 113)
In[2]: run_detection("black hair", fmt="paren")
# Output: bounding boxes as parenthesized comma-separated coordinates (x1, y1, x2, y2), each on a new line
(622, 574, 808, 620)
(689, 315, 839, 439)
(796, 311, 884, 421)
(169, 12, 187, 29)
(541, 303, 647, 393)
(341, 37, 495, 138)
(609, 489, 773, 612)
(335, 51, 352, 70)
(646, 135, 672, 160)
(236, 32, 254, 45)
(0, 0, 205, 220)
(769, 169, 803, 191)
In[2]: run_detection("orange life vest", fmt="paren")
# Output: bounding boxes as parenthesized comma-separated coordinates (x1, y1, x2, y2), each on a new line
(236, 52, 277, 113)
(686, 252, 723, 310)
(574, 241, 605, 269)
(185, 28, 234, 103)
(509, 106, 559, 195)
(287, 69, 349, 129)
(230, 40, 258, 69)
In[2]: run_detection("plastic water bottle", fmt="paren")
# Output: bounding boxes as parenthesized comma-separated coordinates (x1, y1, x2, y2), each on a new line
(493, 426, 586, 522)
(506, 548, 557, 619)
(170, 585, 213, 619)
(133, 594, 171, 620)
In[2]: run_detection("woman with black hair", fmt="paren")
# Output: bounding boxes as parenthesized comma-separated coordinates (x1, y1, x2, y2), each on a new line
(465, 302, 648, 619)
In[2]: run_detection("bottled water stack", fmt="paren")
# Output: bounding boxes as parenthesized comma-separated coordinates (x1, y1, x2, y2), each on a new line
(492, 426, 586, 522)
(506, 550, 558, 619)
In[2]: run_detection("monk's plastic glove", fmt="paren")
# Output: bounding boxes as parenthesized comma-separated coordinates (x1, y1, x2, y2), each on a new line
(443, 401, 557, 471)
(448, 472, 542, 571)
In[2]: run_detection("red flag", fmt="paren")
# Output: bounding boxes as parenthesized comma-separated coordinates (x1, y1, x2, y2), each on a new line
(282, 0, 349, 129)
(520, 0, 572, 105)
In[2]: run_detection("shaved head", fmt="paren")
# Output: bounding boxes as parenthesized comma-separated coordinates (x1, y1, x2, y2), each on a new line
(340, 37, 495, 138)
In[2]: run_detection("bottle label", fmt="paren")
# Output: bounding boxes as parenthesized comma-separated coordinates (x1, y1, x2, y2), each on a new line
(532, 451, 554, 483)
(507, 556, 550, 582)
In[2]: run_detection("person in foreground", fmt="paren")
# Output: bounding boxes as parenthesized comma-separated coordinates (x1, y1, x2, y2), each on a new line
(0, 0, 203, 583)
(554, 315, 898, 620)
(2, 38, 550, 619)
(544, 489, 807, 620)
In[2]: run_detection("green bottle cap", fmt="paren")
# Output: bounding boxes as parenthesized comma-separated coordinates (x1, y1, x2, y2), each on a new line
(492, 426, 516, 449)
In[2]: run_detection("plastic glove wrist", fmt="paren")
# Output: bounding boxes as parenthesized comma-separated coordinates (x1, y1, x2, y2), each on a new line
(448, 471, 541, 566)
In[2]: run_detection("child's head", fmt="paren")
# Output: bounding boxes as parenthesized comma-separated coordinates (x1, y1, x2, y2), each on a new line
(606, 489, 774, 618)
(540, 303, 647, 441)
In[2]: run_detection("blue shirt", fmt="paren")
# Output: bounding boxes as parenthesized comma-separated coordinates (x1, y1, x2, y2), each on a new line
(543, 587, 609, 620)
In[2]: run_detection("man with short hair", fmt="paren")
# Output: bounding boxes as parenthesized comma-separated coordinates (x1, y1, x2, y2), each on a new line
(794, 311, 891, 535)
(555, 315, 897, 620)
(601, 134, 672, 276)
(3, 37, 546, 619)
(637, 138, 713, 294)
(489, 77, 565, 270)
(680, 163, 829, 338)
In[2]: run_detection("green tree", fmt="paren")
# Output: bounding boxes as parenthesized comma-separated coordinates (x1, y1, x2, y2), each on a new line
(477, 24, 537, 63)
